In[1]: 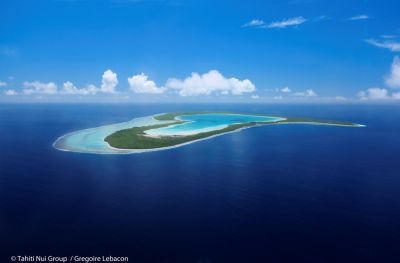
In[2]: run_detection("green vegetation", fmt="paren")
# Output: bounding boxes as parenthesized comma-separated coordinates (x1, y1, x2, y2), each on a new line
(105, 122, 255, 149)
(276, 117, 356, 126)
(153, 112, 185, 121)
(104, 112, 360, 150)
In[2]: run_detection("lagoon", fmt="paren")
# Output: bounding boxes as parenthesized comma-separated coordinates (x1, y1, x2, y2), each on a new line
(54, 112, 361, 153)
(145, 113, 285, 136)
(53, 116, 174, 154)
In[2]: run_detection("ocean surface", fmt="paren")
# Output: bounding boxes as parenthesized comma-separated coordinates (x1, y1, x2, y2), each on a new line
(1, 104, 400, 262)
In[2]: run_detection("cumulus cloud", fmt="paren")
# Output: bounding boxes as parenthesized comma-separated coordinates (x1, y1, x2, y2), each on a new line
(101, 69, 118, 93)
(348, 14, 369, 21)
(293, 89, 317, 97)
(166, 70, 255, 96)
(61, 69, 118, 95)
(273, 95, 283, 100)
(61, 81, 98, 95)
(385, 56, 400, 88)
(242, 19, 265, 28)
(61, 70, 118, 95)
(363, 88, 391, 99)
(23, 81, 58, 94)
(357, 88, 389, 100)
(128, 73, 166, 94)
(392, 92, 400, 99)
(14, 69, 256, 99)
(0, 81, 7, 87)
(366, 39, 400, 52)
(267, 16, 307, 28)
(4, 89, 17, 95)
(357, 57, 400, 101)
(281, 86, 291, 93)
(251, 95, 260, 99)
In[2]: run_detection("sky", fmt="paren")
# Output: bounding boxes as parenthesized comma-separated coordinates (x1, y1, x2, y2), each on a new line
(1, 0, 400, 103)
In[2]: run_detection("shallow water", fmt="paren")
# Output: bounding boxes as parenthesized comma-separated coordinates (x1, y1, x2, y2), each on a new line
(145, 113, 284, 136)
(54, 113, 285, 153)
(53, 116, 173, 154)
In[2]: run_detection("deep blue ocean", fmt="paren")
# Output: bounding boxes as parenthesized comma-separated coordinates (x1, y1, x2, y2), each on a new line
(1, 104, 400, 263)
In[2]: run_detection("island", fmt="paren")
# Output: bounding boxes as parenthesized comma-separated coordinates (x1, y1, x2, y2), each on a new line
(52, 112, 365, 154)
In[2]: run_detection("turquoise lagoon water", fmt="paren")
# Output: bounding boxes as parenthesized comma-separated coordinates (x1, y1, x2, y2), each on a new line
(53, 116, 174, 154)
(145, 114, 285, 136)
(54, 113, 284, 154)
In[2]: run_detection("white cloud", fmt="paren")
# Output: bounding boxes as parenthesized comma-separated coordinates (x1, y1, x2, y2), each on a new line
(357, 57, 400, 101)
(293, 89, 317, 97)
(101, 69, 118, 93)
(335, 96, 347, 100)
(128, 73, 165, 94)
(392, 92, 400, 99)
(307, 89, 317, 96)
(0, 81, 7, 87)
(385, 56, 400, 88)
(273, 95, 283, 100)
(62, 70, 119, 95)
(357, 90, 366, 98)
(267, 16, 307, 28)
(366, 39, 400, 52)
(61, 81, 98, 95)
(23, 81, 57, 94)
(348, 14, 369, 21)
(166, 70, 255, 96)
(251, 95, 260, 99)
(243, 16, 327, 29)
(242, 19, 265, 28)
(281, 86, 291, 93)
(314, 15, 329, 22)
(229, 78, 256, 95)
(87, 84, 98, 93)
(357, 88, 389, 100)
(4, 89, 17, 95)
